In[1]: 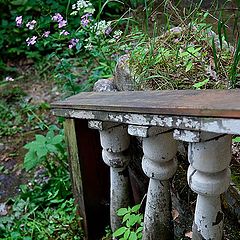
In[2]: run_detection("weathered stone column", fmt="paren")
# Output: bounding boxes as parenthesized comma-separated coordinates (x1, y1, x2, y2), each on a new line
(187, 134, 232, 240)
(89, 121, 131, 232)
(128, 126, 178, 240)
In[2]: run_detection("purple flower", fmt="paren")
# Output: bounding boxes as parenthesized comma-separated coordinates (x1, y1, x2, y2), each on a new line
(81, 13, 92, 27)
(26, 36, 37, 46)
(58, 20, 67, 28)
(15, 16, 22, 27)
(52, 13, 63, 22)
(68, 38, 79, 49)
(26, 20, 36, 30)
(105, 26, 112, 35)
(60, 30, 69, 36)
(42, 31, 50, 37)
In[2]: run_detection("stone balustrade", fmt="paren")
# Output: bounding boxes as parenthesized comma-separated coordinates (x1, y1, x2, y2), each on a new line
(52, 90, 240, 239)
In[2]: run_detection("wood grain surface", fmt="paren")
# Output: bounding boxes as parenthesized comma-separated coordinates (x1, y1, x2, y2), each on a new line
(52, 90, 240, 118)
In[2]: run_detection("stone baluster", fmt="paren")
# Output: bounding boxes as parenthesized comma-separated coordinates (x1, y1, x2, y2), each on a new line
(88, 121, 131, 232)
(128, 126, 178, 240)
(174, 130, 232, 240)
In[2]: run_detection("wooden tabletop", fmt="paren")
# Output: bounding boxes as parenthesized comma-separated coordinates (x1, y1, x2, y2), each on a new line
(52, 90, 240, 119)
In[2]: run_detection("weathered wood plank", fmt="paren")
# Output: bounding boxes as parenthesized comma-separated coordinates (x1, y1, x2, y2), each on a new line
(64, 119, 110, 239)
(64, 119, 88, 238)
(52, 90, 240, 119)
(74, 119, 110, 239)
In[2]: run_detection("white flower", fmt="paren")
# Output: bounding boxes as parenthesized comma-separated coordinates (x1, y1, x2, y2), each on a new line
(113, 30, 123, 39)
(85, 42, 93, 50)
(74, 0, 92, 10)
(70, 11, 78, 16)
(5, 76, 14, 82)
(91, 20, 111, 35)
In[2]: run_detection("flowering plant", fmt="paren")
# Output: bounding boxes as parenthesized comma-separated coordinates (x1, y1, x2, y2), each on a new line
(14, 0, 129, 94)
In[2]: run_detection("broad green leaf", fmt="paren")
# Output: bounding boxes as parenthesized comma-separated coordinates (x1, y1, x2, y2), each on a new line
(46, 144, 58, 153)
(129, 231, 137, 240)
(127, 215, 139, 227)
(46, 130, 55, 141)
(136, 226, 143, 233)
(131, 204, 141, 213)
(23, 237, 32, 240)
(24, 150, 40, 171)
(124, 229, 131, 239)
(35, 134, 46, 144)
(138, 232, 143, 239)
(36, 147, 48, 159)
(113, 227, 127, 237)
(24, 141, 39, 150)
(123, 212, 130, 223)
(51, 135, 63, 145)
(117, 208, 128, 216)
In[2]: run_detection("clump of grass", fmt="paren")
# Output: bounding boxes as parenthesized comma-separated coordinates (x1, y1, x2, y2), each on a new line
(129, 8, 239, 90)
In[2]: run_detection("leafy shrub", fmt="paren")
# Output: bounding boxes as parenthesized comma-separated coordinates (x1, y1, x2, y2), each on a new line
(113, 204, 143, 240)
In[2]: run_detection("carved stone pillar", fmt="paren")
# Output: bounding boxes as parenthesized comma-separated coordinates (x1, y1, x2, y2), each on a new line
(128, 126, 178, 240)
(187, 134, 232, 240)
(89, 121, 131, 232)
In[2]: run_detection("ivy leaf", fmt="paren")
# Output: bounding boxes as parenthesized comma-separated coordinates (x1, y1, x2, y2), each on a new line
(113, 227, 127, 237)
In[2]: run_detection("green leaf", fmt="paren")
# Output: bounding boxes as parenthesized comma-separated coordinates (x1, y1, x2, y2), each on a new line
(24, 141, 39, 150)
(129, 231, 137, 240)
(35, 134, 46, 144)
(136, 226, 143, 234)
(36, 147, 48, 159)
(51, 135, 63, 145)
(123, 212, 130, 223)
(46, 144, 58, 153)
(11, 231, 21, 238)
(127, 215, 139, 227)
(137, 232, 143, 239)
(10, 0, 28, 5)
(233, 136, 240, 142)
(117, 208, 128, 216)
(193, 79, 209, 89)
(124, 229, 131, 239)
(185, 61, 193, 72)
(23, 237, 32, 240)
(131, 204, 141, 213)
(113, 227, 127, 237)
(24, 150, 39, 170)
(46, 130, 55, 140)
